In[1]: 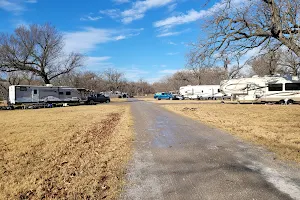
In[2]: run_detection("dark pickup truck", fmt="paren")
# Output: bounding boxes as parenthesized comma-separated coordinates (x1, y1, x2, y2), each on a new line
(87, 94, 110, 104)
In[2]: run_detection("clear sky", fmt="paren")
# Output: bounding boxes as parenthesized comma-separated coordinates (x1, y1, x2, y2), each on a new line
(0, 0, 221, 82)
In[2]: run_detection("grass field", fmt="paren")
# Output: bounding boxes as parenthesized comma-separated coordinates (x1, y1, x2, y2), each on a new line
(162, 104, 300, 163)
(0, 104, 133, 199)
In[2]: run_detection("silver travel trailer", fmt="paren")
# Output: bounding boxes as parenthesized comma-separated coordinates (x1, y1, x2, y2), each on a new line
(9, 85, 91, 105)
(220, 75, 300, 103)
(179, 85, 225, 100)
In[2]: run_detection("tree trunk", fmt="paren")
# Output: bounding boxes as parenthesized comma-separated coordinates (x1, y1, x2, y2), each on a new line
(277, 37, 300, 58)
(41, 74, 51, 84)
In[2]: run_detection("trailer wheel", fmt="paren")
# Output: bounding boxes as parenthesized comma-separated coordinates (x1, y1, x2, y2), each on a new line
(287, 99, 294, 105)
(279, 100, 285, 105)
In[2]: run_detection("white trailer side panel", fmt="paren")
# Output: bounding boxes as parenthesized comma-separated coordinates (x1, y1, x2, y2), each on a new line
(15, 86, 34, 103)
(8, 85, 16, 104)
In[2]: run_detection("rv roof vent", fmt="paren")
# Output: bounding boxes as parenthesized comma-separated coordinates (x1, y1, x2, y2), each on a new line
(252, 75, 259, 78)
(46, 84, 53, 87)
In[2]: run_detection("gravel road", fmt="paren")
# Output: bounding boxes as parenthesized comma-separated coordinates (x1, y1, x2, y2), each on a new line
(121, 100, 300, 200)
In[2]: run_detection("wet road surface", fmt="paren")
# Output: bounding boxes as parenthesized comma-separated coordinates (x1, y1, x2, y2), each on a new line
(121, 100, 300, 200)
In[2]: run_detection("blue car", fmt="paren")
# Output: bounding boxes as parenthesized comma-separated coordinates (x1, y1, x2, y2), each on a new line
(154, 92, 173, 100)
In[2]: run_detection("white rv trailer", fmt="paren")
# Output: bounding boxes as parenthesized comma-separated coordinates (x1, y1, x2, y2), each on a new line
(9, 85, 91, 105)
(179, 85, 224, 99)
(220, 75, 300, 103)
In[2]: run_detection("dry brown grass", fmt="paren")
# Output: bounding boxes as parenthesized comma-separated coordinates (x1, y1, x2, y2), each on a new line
(0, 104, 133, 199)
(162, 104, 300, 163)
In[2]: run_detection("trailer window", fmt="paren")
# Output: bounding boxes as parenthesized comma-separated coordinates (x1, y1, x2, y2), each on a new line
(285, 83, 300, 90)
(20, 87, 27, 91)
(59, 92, 64, 95)
(33, 89, 37, 94)
(66, 91, 71, 95)
(268, 84, 283, 91)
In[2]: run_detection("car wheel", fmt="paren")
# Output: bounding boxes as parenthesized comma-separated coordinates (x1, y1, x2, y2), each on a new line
(106, 99, 110, 103)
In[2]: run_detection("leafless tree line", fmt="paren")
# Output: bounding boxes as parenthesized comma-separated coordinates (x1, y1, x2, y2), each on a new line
(0, 23, 154, 100)
(152, 46, 300, 93)
(2, 0, 300, 100)
(188, 0, 300, 74)
(154, 0, 299, 94)
(0, 69, 155, 100)
(249, 48, 300, 76)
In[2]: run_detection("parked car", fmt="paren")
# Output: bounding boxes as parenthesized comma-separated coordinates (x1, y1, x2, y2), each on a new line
(154, 92, 173, 100)
(87, 94, 110, 104)
(171, 94, 185, 100)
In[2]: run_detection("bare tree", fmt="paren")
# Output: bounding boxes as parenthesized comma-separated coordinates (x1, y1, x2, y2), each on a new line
(250, 49, 282, 76)
(152, 79, 172, 93)
(280, 50, 300, 75)
(186, 48, 213, 85)
(228, 55, 245, 79)
(0, 72, 7, 100)
(52, 71, 108, 92)
(214, 51, 245, 79)
(20, 72, 40, 85)
(103, 68, 125, 92)
(0, 24, 84, 84)
(168, 71, 193, 90)
(195, 0, 300, 60)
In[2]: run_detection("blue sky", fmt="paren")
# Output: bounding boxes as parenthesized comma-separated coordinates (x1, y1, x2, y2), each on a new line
(0, 0, 222, 82)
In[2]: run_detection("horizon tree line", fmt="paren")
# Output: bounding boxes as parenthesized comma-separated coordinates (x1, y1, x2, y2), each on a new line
(1, 0, 300, 99)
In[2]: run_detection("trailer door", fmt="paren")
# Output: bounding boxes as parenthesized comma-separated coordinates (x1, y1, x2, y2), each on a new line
(32, 89, 39, 102)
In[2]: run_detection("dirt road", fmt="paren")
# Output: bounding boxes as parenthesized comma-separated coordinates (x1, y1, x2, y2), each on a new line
(122, 100, 300, 200)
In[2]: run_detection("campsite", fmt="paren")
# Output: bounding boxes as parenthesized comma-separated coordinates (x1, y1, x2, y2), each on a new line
(1, 0, 300, 199)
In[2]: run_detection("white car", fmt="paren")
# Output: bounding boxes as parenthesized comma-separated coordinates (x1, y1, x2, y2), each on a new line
(172, 94, 185, 100)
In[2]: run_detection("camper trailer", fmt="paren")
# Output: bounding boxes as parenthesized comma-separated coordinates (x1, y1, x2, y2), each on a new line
(8, 85, 91, 105)
(220, 75, 300, 103)
(179, 85, 225, 100)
